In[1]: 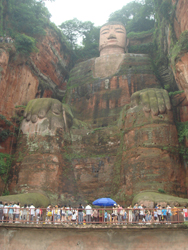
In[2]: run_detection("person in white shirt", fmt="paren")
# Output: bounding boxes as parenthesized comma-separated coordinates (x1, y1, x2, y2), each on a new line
(157, 205, 162, 222)
(30, 204, 35, 222)
(85, 204, 92, 223)
(14, 202, 20, 223)
(3, 203, 8, 223)
(167, 204, 171, 222)
(71, 212, 77, 223)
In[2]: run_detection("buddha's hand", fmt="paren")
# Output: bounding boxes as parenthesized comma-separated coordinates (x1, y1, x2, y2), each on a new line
(22, 98, 65, 134)
(130, 88, 171, 115)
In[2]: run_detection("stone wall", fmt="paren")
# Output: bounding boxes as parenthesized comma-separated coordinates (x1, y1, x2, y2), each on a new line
(0, 225, 188, 250)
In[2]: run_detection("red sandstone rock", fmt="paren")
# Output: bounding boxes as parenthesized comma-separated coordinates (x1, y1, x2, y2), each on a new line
(174, 53, 188, 101)
(173, 0, 188, 40)
(0, 29, 71, 154)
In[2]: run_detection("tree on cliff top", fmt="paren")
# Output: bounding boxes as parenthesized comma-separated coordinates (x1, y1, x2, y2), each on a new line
(59, 18, 100, 62)
(108, 0, 155, 33)
(4, 0, 51, 37)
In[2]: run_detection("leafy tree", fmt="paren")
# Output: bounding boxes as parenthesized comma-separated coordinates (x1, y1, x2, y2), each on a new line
(60, 18, 100, 61)
(1, 0, 51, 37)
(108, 0, 155, 33)
(15, 33, 38, 55)
(59, 18, 82, 48)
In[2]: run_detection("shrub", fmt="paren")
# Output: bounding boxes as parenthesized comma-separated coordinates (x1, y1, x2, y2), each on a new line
(158, 188, 165, 194)
(15, 33, 38, 55)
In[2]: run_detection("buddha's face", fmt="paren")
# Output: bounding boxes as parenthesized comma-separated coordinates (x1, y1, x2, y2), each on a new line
(99, 24, 126, 53)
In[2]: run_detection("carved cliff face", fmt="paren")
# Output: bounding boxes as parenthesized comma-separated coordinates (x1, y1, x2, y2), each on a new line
(99, 24, 126, 56)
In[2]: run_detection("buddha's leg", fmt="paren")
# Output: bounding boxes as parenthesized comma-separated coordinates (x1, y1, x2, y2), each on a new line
(120, 89, 186, 202)
(8, 98, 74, 204)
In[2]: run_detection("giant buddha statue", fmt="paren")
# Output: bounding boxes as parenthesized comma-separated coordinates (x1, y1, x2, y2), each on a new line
(8, 22, 186, 205)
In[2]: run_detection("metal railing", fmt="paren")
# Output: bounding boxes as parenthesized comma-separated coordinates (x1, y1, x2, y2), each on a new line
(0, 208, 187, 225)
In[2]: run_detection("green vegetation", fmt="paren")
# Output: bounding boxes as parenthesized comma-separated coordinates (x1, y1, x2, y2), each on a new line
(171, 31, 188, 68)
(0, 114, 13, 126)
(0, 192, 50, 207)
(108, 0, 155, 33)
(0, 153, 12, 176)
(15, 33, 38, 55)
(176, 122, 188, 144)
(15, 105, 26, 109)
(0, 153, 12, 187)
(133, 192, 188, 206)
(129, 42, 154, 54)
(158, 188, 165, 194)
(59, 18, 100, 62)
(127, 28, 154, 39)
(0, 0, 71, 57)
(169, 90, 184, 97)
(0, 114, 16, 141)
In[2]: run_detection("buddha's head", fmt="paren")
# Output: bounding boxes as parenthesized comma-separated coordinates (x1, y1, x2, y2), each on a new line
(99, 22, 126, 56)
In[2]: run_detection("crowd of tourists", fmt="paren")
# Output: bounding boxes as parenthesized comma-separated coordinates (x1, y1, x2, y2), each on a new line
(0, 36, 14, 43)
(0, 201, 187, 224)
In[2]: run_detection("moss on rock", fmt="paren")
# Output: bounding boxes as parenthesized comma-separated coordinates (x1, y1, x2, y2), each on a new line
(0, 192, 50, 207)
(133, 192, 188, 207)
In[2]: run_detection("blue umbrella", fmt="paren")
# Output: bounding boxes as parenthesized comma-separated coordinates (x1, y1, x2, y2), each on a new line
(92, 198, 116, 207)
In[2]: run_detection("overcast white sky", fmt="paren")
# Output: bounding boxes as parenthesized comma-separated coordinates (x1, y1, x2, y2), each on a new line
(44, 0, 133, 27)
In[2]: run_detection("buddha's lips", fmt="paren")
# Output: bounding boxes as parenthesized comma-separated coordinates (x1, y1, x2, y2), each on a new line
(108, 39, 117, 43)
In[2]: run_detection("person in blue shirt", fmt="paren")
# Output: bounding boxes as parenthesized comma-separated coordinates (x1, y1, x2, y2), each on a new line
(104, 210, 108, 222)
(162, 207, 167, 222)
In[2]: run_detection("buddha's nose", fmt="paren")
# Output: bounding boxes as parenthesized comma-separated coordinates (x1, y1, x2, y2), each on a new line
(108, 32, 116, 39)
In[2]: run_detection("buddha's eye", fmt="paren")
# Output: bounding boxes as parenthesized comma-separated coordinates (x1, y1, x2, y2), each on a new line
(116, 30, 124, 33)
(102, 32, 108, 35)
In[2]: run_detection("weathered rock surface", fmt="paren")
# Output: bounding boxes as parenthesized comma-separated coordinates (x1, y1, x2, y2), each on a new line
(173, 0, 188, 39)
(173, 53, 188, 100)
(67, 54, 160, 127)
(0, 29, 71, 154)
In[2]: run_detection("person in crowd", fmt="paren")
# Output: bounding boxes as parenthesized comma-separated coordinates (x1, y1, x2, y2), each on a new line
(122, 207, 127, 223)
(35, 206, 40, 224)
(167, 204, 171, 223)
(54, 205, 58, 223)
(3, 203, 8, 222)
(138, 204, 144, 223)
(117, 204, 123, 224)
(26, 204, 30, 223)
(71, 211, 77, 223)
(22, 204, 27, 223)
(172, 205, 178, 223)
(157, 205, 162, 222)
(56, 205, 61, 223)
(85, 203, 92, 223)
(128, 205, 133, 223)
(14, 202, 20, 223)
(78, 203, 83, 224)
(104, 210, 108, 222)
(162, 206, 167, 222)
(30, 204, 35, 223)
(112, 204, 118, 223)
(0, 201, 4, 222)
(8, 202, 14, 223)
(154, 209, 158, 223)
(67, 205, 72, 222)
(61, 205, 66, 223)
(0, 37, 4, 43)
(46, 204, 52, 224)
(183, 206, 188, 221)
(93, 209, 98, 223)
(133, 204, 139, 223)
(145, 210, 152, 223)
